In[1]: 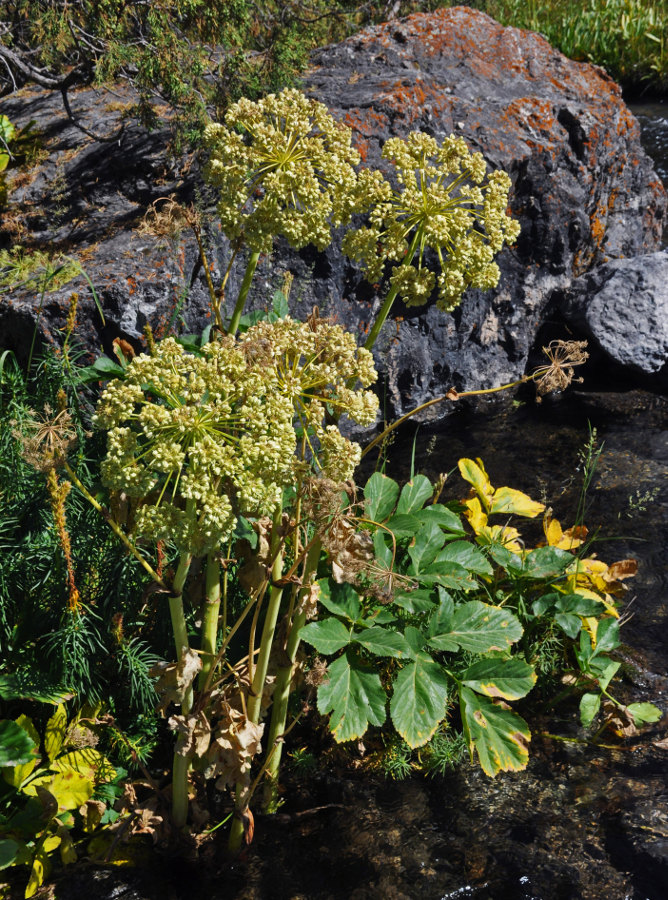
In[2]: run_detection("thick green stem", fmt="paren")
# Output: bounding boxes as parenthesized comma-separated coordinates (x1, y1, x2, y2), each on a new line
(168, 551, 193, 830)
(227, 250, 261, 336)
(263, 539, 322, 810)
(229, 506, 285, 851)
(363, 230, 421, 352)
(199, 554, 221, 691)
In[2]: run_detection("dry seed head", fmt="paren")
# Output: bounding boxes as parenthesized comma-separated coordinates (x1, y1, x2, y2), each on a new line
(534, 340, 589, 398)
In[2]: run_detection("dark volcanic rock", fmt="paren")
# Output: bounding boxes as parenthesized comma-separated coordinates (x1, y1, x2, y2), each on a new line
(0, 7, 665, 415)
(560, 250, 668, 385)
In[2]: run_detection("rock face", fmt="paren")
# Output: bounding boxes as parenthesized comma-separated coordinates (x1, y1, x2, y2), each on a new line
(0, 6, 665, 415)
(561, 251, 668, 385)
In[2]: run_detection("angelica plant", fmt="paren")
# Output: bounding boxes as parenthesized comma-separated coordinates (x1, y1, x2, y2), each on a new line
(204, 89, 385, 334)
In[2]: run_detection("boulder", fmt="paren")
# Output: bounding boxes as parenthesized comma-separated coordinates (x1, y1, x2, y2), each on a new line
(0, 7, 665, 415)
(560, 250, 668, 384)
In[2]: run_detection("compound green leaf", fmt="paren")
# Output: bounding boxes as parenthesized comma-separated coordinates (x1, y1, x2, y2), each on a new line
(519, 547, 573, 579)
(428, 600, 523, 654)
(373, 529, 394, 571)
(460, 686, 531, 776)
(393, 589, 436, 614)
(579, 692, 601, 727)
(627, 702, 662, 726)
(0, 838, 20, 870)
(385, 513, 422, 539)
(417, 504, 466, 534)
(390, 657, 450, 748)
(412, 563, 477, 592)
(0, 721, 38, 768)
(300, 618, 351, 655)
(364, 473, 399, 522)
(396, 475, 433, 515)
(594, 617, 620, 653)
(353, 627, 410, 658)
(317, 579, 361, 622)
(408, 521, 445, 572)
(317, 651, 386, 743)
(431, 540, 493, 576)
(0, 673, 73, 704)
(555, 612, 583, 638)
(460, 658, 536, 700)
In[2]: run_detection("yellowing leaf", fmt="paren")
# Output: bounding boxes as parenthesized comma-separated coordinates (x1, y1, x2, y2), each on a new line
(45, 704, 67, 763)
(565, 586, 619, 618)
(458, 458, 494, 512)
(463, 496, 488, 533)
(51, 748, 115, 782)
(543, 511, 563, 546)
(23, 769, 95, 811)
(460, 687, 531, 776)
(476, 523, 522, 551)
(489, 486, 545, 518)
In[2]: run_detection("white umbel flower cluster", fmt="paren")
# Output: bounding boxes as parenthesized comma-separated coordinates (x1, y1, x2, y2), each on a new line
(342, 132, 521, 311)
(94, 336, 296, 553)
(94, 317, 379, 551)
(203, 88, 383, 254)
(241, 313, 379, 482)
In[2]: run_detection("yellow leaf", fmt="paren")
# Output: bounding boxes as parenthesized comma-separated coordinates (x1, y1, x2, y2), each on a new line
(567, 586, 620, 618)
(45, 704, 67, 763)
(490, 486, 545, 518)
(57, 828, 78, 865)
(25, 836, 59, 899)
(463, 496, 488, 533)
(23, 769, 95, 812)
(543, 512, 563, 546)
(476, 524, 523, 552)
(458, 458, 494, 511)
(51, 748, 115, 783)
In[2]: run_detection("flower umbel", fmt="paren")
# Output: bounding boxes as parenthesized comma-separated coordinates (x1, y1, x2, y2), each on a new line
(204, 88, 382, 254)
(94, 317, 378, 551)
(241, 312, 379, 481)
(342, 132, 521, 311)
(94, 336, 296, 554)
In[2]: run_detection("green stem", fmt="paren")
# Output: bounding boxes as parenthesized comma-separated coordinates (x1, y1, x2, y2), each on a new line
(227, 250, 261, 336)
(168, 551, 193, 830)
(198, 553, 221, 692)
(263, 538, 322, 811)
(229, 505, 285, 852)
(363, 230, 421, 352)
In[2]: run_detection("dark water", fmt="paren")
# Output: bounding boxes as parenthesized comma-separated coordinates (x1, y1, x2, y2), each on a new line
(630, 100, 668, 189)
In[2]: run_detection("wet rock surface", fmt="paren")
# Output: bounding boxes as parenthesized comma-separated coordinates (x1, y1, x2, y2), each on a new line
(1, 7, 666, 415)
